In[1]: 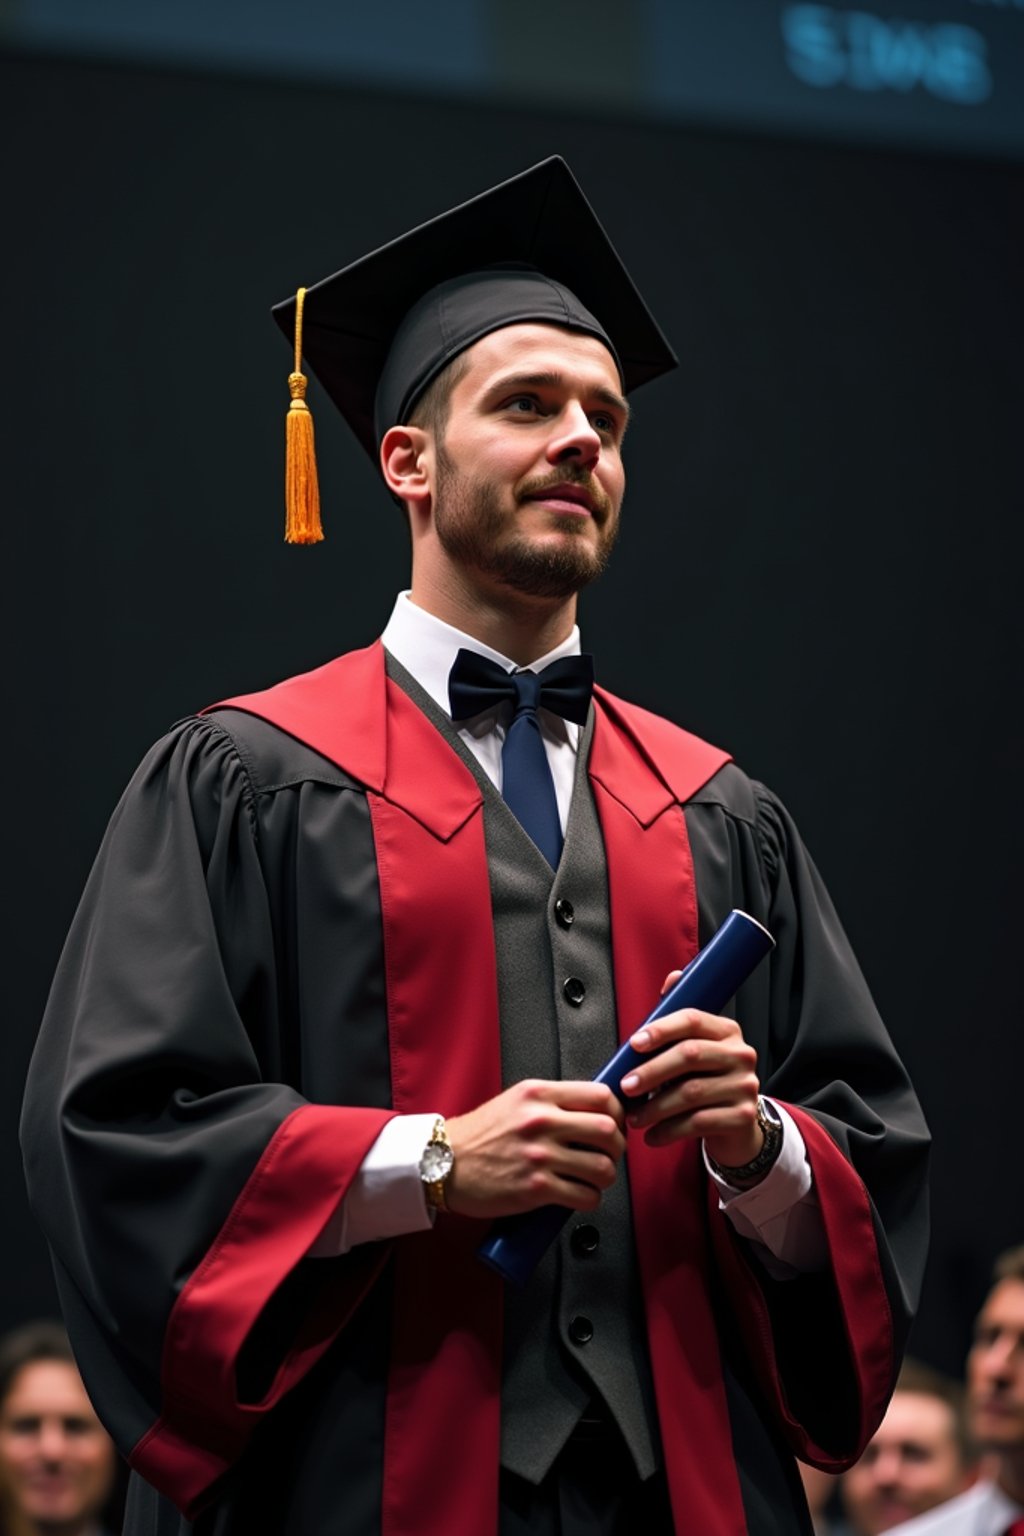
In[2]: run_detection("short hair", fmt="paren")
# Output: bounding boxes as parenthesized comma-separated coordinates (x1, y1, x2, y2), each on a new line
(992, 1245, 1024, 1286)
(0, 1320, 75, 1413)
(894, 1356, 971, 1463)
(405, 351, 471, 445)
(389, 351, 470, 524)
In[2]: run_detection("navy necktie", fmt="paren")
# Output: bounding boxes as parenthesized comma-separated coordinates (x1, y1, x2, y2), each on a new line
(448, 649, 594, 869)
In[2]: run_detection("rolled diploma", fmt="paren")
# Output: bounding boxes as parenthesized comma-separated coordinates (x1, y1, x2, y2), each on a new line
(477, 908, 775, 1286)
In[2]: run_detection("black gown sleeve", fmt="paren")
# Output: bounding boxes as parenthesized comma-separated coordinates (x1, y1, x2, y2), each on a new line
(20, 717, 394, 1516)
(690, 772, 930, 1466)
(751, 781, 929, 1339)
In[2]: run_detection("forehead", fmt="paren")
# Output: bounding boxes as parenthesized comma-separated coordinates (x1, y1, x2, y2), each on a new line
(1, 1360, 93, 1418)
(877, 1392, 957, 1445)
(453, 323, 623, 397)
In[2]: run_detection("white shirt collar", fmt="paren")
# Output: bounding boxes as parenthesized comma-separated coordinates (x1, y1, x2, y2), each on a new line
(380, 591, 582, 720)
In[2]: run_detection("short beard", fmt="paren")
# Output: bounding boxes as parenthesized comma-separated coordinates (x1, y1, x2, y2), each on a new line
(433, 446, 618, 600)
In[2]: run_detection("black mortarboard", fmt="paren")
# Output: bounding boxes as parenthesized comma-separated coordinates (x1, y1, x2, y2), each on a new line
(273, 156, 676, 542)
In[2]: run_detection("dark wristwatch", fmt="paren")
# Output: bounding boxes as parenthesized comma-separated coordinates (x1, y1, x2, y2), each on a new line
(708, 1097, 783, 1185)
(419, 1116, 455, 1211)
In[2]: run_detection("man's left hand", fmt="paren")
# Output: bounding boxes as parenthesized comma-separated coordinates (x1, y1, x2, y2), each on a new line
(620, 971, 763, 1168)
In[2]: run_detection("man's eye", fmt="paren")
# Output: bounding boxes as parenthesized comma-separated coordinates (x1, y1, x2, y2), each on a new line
(7, 1418, 41, 1435)
(592, 413, 616, 434)
(506, 396, 538, 414)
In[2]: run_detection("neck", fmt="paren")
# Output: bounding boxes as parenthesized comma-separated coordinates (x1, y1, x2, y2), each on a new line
(996, 1448, 1024, 1504)
(409, 569, 578, 666)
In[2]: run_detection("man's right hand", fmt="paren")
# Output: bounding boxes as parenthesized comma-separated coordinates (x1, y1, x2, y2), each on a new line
(444, 1080, 626, 1220)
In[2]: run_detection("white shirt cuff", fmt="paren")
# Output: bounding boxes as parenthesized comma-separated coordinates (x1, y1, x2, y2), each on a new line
(704, 1101, 828, 1277)
(307, 1113, 439, 1258)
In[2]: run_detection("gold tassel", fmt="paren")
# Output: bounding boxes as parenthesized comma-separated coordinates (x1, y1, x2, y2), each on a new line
(285, 287, 323, 544)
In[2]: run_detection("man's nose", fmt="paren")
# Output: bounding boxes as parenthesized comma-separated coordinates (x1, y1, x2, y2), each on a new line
(546, 403, 601, 465)
(37, 1421, 68, 1463)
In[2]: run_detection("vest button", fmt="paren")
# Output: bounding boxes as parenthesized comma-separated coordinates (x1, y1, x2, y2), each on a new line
(563, 977, 586, 1007)
(568, 1315, 594, 1346)
(571, 1223, 600, 1257)
(555, 898, 575, 928)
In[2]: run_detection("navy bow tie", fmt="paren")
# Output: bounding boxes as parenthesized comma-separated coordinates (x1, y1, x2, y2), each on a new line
(447, 649, 594, 869)
(447, 649, 595, 727)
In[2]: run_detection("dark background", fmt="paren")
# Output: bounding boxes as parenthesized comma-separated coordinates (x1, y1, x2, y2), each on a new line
(2, 40, 1021, 1380)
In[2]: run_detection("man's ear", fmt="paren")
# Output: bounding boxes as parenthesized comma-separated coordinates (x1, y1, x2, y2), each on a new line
(380, 425, 432, 516)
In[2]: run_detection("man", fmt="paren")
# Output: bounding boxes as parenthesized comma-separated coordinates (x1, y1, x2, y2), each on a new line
(0, 1322, 118, 1536)
(888, 1248, 1024, 1535)
(21, 158, 929, 1535)
(840, 1360, 973, 1534)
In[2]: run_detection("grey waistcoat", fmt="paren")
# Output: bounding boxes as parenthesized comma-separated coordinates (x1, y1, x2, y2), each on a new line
(386, 655, 660, 1486)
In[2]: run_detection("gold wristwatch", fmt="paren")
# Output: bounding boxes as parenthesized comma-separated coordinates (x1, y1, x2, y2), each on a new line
(418, 1116, 455, 1211)
(708, 1097, 783, 1185)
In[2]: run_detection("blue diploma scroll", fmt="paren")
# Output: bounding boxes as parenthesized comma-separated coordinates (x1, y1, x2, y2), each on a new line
(477, 908, 775, 1287)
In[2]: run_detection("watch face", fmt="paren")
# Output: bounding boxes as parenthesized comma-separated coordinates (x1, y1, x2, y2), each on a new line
(758, 1099, 782, 1132)
(420, 1142, 454, 1183)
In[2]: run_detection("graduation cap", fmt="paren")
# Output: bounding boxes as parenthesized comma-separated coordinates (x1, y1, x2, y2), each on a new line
(273, 156, 677, 543)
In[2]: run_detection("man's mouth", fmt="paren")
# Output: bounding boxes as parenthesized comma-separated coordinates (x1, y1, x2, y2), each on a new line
(975, 1397, 1020, 1418)
(523, 483, 597, 515)
(872, 1497, 914, 1531)
(25, 1473, 74, 1495)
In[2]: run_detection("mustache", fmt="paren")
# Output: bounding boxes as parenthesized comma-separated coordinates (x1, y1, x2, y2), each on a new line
(516, 469, 613, 520)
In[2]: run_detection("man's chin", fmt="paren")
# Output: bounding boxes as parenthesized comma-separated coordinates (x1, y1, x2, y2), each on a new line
(488, 553, 602, 600)
(480, 530, 613, 600)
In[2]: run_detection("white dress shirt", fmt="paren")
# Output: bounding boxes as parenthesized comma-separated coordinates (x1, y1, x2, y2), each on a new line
(310, 593, 826, 1275)
(383, 588, 583, 828)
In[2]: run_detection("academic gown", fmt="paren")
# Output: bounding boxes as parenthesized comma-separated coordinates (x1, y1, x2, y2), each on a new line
(21, 641, 930, 1536)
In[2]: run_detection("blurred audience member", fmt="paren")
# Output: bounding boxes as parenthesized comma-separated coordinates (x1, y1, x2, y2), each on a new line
(841, 1358, 972, 1534)
(800, 1460, 848, 1534)
(0, 1322, 116, 1536)
(892, 1245, 1024, 1534)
